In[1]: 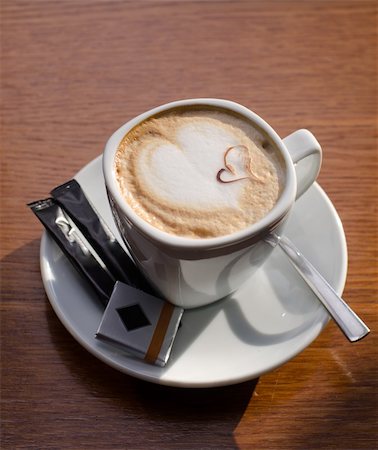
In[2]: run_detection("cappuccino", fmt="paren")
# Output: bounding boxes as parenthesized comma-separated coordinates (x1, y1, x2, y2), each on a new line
(115, 107, 284, 238)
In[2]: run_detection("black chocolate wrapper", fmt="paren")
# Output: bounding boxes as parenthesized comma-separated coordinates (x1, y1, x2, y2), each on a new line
(28, 198, 115, 306)
(51, 179, 156, 296)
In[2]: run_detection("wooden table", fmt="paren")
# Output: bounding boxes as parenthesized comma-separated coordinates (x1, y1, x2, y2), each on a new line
(1, 1, 377, 448)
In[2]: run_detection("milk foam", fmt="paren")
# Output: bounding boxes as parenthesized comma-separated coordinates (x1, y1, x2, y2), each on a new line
(138, 122, 244, 209)
(115, 108, 284, 238)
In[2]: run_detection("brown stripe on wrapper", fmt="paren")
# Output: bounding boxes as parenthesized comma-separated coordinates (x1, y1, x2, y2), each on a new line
(144, 302, 175, 364)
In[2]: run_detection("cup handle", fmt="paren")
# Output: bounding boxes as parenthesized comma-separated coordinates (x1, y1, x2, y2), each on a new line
(283, 129, 322, 199)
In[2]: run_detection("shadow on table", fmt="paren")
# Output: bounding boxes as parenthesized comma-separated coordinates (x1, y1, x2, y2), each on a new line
(44, 298, 257, 449)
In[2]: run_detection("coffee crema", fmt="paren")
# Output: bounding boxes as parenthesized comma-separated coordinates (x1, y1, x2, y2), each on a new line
(115, 107, 285, 238)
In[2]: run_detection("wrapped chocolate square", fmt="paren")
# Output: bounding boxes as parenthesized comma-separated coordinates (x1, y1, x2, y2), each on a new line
(96, 281, 183, 366)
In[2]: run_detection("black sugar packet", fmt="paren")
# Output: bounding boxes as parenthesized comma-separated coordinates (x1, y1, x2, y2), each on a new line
(50, 180, 155, 296)
(29, 197, 115, 306)
(29, 180, 183, 366)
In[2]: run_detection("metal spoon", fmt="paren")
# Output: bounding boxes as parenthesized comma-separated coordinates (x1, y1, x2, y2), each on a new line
(265, 233, 370, 342)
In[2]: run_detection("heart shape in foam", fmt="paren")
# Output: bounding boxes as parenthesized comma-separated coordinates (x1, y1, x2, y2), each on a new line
(217, 145, 252, 183)
(136, 122, 245, 209)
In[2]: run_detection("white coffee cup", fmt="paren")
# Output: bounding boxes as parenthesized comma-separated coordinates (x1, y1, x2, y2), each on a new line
(103, 98, 322, 308)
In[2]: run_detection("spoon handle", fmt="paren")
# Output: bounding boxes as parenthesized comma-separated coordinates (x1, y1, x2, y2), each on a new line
(269, 234, 370, 342)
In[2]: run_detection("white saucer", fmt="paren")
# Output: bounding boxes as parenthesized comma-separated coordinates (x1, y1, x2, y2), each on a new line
(40, 156, 347, 388)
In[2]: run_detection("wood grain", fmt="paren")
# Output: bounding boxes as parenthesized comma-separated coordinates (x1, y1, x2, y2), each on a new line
(1, 1, 377, 449)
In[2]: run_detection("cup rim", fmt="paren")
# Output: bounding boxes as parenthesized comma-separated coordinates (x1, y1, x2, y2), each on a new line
(103, 98, 297, 250)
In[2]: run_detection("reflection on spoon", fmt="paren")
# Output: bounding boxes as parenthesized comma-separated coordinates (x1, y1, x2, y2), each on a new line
(265, 233, 370, 342)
